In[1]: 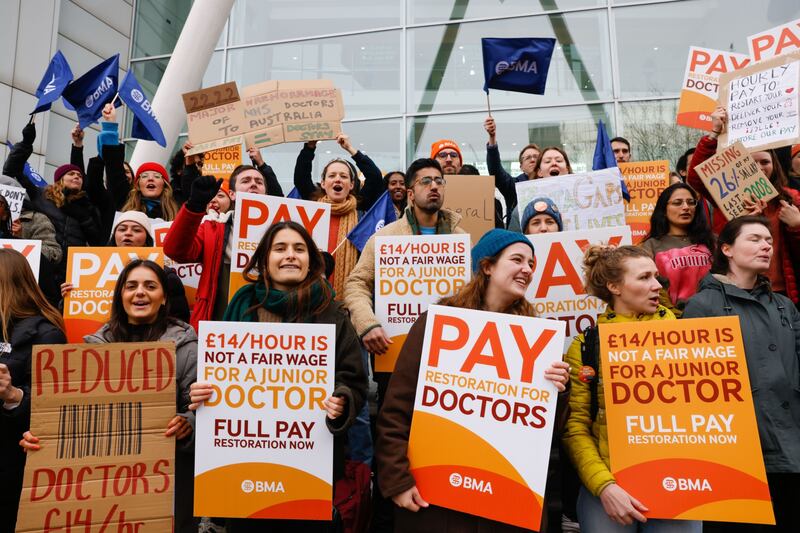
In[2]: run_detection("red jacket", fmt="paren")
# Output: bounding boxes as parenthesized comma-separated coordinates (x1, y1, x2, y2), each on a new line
(687, 135, 800, 302)
(163, 205, 227, 331)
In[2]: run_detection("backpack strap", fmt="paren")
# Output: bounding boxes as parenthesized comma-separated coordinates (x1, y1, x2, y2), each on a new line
(580, 325, 600, 422)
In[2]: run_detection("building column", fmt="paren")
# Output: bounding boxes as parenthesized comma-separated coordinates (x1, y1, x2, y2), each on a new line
(129, 0, 235, 170)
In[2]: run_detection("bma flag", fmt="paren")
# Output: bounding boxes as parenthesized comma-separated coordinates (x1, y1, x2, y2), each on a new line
(482, 37, 556, 95)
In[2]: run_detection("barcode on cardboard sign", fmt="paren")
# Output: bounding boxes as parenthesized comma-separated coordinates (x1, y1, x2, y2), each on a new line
(57, 403, 143, 459)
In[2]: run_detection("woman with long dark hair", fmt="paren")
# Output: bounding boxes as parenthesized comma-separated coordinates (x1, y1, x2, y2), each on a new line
(684, 216, 800, 531)
(189, 221, 367, 532)
(0, 249, 66, 533)
(639, 183, 714, 314)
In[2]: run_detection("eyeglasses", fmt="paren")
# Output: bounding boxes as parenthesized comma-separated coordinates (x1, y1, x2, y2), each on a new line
(521, 154, 538, 163)
(668, 199, 698, 207)
(414, 176, 446, 187)
(436, 151, 460, 160)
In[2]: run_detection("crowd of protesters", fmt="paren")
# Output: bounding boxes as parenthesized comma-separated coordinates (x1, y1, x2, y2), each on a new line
(1, 97, 799, 533)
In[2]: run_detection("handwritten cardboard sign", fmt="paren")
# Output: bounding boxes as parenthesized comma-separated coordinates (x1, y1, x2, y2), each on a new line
(516, 168, 626, 232)
(182, 81, 240, 114)
(194, 321, 334, 519)
(0, 183, 26, 221)
(408, 305, 565, 530)
(718, 51, 800, 152)
(525, 226, 632, 351)
(0, 238, 42, 278)
(748, 18, 800, 62)
(619, 161, 669, 243)
(186, 100, 248, 146)
(440, 174, 494, 243)
(17, 343, 176, 533)
(374, 234, 471, 372)
(693, 141, 778, 220)
(63, 247, 165, 342)
(677, 47, 750, 131)
(599, 317, 773, 524)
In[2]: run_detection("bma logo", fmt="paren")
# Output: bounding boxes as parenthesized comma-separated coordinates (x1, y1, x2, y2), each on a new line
(662, 477, 712, 492)
(131, 89, 144, 104)
(85, 76, 114, 108)
(374, 218, 385, 231)
(241, 479, 286, 494)
(449, 472, 493, 494)
(495, 60, 539, 76)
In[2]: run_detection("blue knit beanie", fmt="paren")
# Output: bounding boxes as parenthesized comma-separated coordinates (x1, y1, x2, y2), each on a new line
(521, 197, 563, 232)
(470, 229, 535, 273)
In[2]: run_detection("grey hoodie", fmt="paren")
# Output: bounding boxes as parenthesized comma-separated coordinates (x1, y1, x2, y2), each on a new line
(684, 273, 800, 473)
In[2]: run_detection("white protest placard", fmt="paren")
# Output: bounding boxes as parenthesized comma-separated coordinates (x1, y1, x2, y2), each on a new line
(515, 168, 626, 232)
(0, 238, 42, 278)
(525, 226, 632, 350)
(0, 184, 26, 221)
(749, 18, 800, 62)
(374, 234, 471, 373)
(676, 47, 750, 131)
(407, 305, 565, 530)
(719, 52, 800, 152)
(229, 193, 330, 299)
(194, 321, 335, 519)
(152, 221, 202, 307)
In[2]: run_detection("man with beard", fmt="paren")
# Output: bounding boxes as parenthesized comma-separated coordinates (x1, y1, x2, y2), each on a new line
(430, 139, 463, 175)
(343, 157, 466, 531)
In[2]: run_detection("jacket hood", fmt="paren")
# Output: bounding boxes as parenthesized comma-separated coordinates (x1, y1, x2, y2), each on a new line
(696, 272, 773, 299)
(84, 319, 197, 348)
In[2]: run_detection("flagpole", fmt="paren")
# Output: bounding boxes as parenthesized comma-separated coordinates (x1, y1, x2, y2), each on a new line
(486, 91, 492, 117)
(111, 92, 120, 106)
(330, 238, 348, 256)
(28, 114, 35, 125)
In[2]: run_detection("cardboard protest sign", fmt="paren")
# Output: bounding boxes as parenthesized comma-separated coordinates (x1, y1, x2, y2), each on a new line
(374, 234, 471, 373)
(0, 238, 42, 278)
(185, 135, 244, 157)
(718, 51, 800, 152)
(525, 226, 632, 350)
(408, 305, 566, 530)
(17, 343, 176, 533)
(153, 222, 201, 307)
(229, 193, 330, 299)
(202, 144, 242, 184)
(516, 168, 626, 232)
(186, 100, 248, 146)
(194, 321, 335, 519)
(183, 81, 240, 113)
(0, 183, 26, 221)
(440, 174, 495, 243)
(63, 247, 164, 342)
(619, 161, 669, 243)
(677, 47, 750, 131)
(748, 18, 800, 62)
(693, 141, 778, 220)
(599, 317, 774, 524)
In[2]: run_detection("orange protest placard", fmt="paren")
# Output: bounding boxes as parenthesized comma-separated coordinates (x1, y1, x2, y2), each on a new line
(599, 317, 774, 524)
(17, 343, 176, 533)
(63, 247, 164, 343)
(203, 144, 242, 184)
(619, 161, 669, 243)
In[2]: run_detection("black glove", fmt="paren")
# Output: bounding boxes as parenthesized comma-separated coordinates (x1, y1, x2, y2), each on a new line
(22, 123, 36, 145)
(187, 175, 223, 213)
(61, 196, 94, 222)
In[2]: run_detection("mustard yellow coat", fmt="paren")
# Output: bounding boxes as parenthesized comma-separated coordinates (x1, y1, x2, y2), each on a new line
(562, 305, 675, 497)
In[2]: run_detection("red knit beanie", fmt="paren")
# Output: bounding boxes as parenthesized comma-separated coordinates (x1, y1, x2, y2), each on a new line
(135, 162, 170, 185)
(54, 164, 82, 182)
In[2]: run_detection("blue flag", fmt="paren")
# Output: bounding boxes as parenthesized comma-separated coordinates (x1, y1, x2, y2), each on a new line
(347, 191, 397, 252)
(120, 70, 166, 147)
(5, 141, 48, 188)
(482, 37, 556, 95)
(32, 51, 73, 114)
(62, 54, 120, 129)
(592, 120, 629, 201)
(287, 187, 302, 199)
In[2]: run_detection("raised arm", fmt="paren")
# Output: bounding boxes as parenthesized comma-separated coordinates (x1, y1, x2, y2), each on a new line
(293, 141, 319, 200)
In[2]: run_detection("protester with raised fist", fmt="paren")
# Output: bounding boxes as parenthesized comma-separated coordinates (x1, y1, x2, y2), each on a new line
(0, 249, 66, 532)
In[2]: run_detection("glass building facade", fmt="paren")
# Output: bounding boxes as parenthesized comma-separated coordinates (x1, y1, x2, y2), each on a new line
(127, 0, 799, 191)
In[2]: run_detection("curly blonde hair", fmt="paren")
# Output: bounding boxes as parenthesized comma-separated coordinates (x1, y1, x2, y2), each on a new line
(44, 184, 86, 208)
(121, 179, 178, 221)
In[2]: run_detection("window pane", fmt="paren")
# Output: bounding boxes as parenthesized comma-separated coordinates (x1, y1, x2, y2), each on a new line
(228, 0, 402, 45)
(615, 0, 800, 98)
(618, 99, 698, 168)
(408, 104, 615, 174)
(408, 0, 606, 26)
(132, 0, 192, 58)
(408, 11, 612, 114)
(225, 32, 402, 119)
